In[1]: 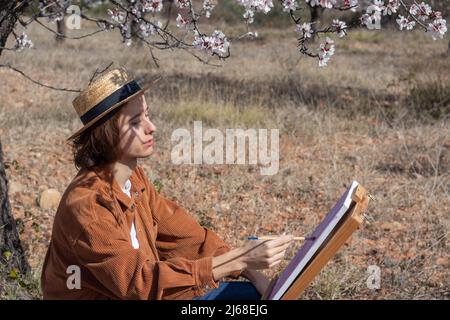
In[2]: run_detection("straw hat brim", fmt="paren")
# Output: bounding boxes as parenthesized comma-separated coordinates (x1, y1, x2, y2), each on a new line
(67, 77, 160, 141)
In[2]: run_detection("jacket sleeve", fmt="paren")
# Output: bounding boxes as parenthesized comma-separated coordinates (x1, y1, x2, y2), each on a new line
(72, 200, 219, 300)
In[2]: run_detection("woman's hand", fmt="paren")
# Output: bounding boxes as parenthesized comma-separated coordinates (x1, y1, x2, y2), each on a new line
(212, 235, 293, 281)
(239, 235, 293, 270)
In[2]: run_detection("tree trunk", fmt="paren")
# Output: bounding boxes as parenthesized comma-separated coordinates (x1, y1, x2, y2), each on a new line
(56, 19, 66, 43)
(308, 5, 325, 42)
(0, 1, 30, 276)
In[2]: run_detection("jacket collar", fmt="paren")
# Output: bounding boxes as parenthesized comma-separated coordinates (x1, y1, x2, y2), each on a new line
(92, 164, 146, 210)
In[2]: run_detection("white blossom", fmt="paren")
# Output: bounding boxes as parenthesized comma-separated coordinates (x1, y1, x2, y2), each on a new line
(203, 0, 216, 18)
(282, 0, 298, 12)
(427, 18, 447, 40)
(360, 3, 382, 29)
(306, 0, 336, 9)
(193, 30, 230, 57)
(139, 21, 157, 37)
(332, 19, 347, 37)
(383, 0, 399, 16)
(107, 8, 126, 23)
(396, 15, 415, 31)
(142, 0, 163, 13)
(295, 22, 313, 39)
(175, 0, 191, 9)
(243, 9, 255, 24)
(410, 2, 432, 22)
(318, 36, 335, 67)
(236, 0, 274, 24)
(14, 32, 34, 52)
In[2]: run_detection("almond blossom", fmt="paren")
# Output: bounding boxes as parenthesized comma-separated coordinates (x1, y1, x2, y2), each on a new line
(410, 2, 432, 22)
(306, 0, 337, 9)
(236, 0, 274, 24)
(174, 0, 191, 9)
(295, 22, 313, 39)
(14, 33, 34, 52)
(139, 21, 157, 37)
(318, 37, 335, 67)
(107, 8, 126, 23)
(382, 0, 400, 16)
(396, 15, 416, 31)
(427, 18, 448, 40)
(32, 0, 448, 68)
(193, 30, 230, 57)
(332, 19, 347, 38)
(282, 0, 298, 12)
(202, 0, 216, 18)
(142, 0, 163, 13)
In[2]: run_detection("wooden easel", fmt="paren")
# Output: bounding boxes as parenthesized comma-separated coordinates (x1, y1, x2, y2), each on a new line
(280, 184, 370, 300)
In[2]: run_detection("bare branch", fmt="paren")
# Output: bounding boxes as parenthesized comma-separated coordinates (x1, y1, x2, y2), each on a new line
(33, 17, 108, 40)
(0, 64, 81, 92)
(88, 62, 114, 86)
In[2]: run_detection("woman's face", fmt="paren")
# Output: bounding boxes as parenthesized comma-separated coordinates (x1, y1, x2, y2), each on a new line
(116, 93, 156, 163)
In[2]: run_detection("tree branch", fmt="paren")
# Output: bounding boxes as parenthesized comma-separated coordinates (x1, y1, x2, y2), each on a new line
(0, 64, 81, 92)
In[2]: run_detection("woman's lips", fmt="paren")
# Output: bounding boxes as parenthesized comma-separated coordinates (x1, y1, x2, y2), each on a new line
(144, 139, 154, 147)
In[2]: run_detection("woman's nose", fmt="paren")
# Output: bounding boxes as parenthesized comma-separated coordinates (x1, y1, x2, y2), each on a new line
(145, 119, 156, 133)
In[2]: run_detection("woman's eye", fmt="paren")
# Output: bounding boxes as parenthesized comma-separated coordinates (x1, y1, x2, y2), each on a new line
(131, 121, 140, 126)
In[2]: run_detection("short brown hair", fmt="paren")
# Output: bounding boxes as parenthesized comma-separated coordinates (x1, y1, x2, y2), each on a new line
(69, 107, 123, 170)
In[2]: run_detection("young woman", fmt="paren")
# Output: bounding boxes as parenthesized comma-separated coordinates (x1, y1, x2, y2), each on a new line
(41, 68, 293, 300)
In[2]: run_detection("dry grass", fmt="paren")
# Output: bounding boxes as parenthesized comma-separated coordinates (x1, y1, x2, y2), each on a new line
(0, 20, 449, 299)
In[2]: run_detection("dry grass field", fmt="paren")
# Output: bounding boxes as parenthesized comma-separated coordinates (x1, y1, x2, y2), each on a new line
(0, 17, 449, 299)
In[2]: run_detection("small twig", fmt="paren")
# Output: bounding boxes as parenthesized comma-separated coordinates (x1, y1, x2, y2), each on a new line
(88, 62, 114, 86)
(0, 64, 81, 93)
(34, 17, 107, 40)
(163, 1, 173, 31)
(149, 48, 160, 68)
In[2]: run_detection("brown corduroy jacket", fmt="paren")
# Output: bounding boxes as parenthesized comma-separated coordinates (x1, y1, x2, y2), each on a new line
(41, 165, 234, 300)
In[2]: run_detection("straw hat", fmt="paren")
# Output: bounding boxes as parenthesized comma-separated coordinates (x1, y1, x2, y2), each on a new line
(68, 67, 161, 140)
